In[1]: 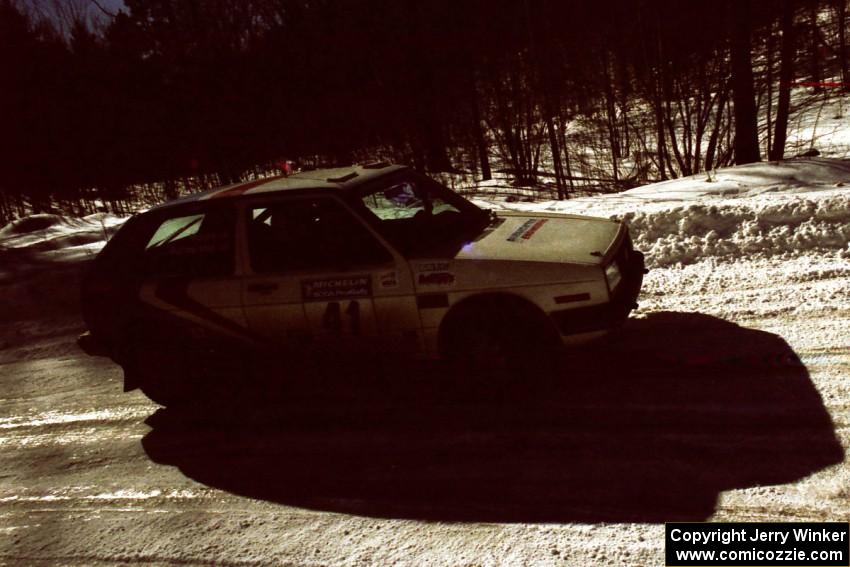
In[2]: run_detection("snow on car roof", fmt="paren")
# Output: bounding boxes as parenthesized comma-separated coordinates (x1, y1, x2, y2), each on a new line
(150, 163, 408, 210)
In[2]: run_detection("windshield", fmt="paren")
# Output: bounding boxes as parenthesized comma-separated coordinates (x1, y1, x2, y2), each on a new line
(354, 172, 489, 257)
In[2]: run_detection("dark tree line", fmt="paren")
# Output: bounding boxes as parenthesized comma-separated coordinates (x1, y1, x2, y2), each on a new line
(1, 0, 849, 221)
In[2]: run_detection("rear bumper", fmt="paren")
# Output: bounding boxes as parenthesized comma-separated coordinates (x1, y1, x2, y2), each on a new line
(77, 331, 110, 357)
(549, 250, 645, 335)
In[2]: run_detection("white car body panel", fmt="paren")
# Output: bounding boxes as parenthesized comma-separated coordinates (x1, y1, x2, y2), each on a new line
(89, 165, 642, 368)
(136, 211, 625, 356)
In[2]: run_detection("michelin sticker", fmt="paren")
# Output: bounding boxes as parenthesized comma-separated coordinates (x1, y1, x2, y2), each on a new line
(302, 275, 371, 301)
(507, 218, 548, 242)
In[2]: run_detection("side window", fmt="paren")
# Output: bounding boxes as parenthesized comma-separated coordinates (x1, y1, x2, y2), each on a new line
(358, 174, 465, 256)
(360, 177, 460, 220)
(247, 197, 393, 274)
(142, 207, 236, 278)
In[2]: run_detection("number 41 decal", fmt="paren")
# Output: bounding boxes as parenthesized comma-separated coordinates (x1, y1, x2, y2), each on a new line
(322, 301, 361, 335)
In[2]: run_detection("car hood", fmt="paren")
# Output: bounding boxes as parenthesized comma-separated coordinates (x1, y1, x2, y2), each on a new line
(455, 211, 623, 265)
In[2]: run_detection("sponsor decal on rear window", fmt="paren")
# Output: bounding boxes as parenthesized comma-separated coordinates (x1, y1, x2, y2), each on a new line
(506, 219, 548, 242)
(302, 275, 372, 301)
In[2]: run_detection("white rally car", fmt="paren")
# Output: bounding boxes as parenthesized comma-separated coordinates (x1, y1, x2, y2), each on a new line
(79, 163, 645, 403)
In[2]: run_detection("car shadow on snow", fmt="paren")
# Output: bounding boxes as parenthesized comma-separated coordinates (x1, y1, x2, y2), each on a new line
(141, 311, 843, 523)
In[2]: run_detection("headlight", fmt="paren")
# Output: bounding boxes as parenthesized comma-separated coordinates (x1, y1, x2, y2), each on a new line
(605, 261, 622, 291)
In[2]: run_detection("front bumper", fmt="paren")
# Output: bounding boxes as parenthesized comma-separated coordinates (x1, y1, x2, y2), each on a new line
(549, 250, 646, 335)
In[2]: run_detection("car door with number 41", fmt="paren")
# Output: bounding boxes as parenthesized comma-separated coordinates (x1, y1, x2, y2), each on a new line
(241, 195, 421, 354)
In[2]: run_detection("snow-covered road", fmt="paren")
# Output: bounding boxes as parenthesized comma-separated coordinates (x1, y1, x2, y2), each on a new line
(1, 159, 849, 566)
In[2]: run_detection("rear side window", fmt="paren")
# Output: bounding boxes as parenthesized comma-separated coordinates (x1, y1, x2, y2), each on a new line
(141, 207, 236, 278)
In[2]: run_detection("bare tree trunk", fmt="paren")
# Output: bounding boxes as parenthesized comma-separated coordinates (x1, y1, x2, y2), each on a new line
(422, 115, 452, 172)
(469, 80, 491, 181)
(557, 112, 575, 197)
(0, 190, 9, 225)
(836, 0, 849, 91)
(692, 64, 717, 174)
(163, 178, 178, 199)
(729, 0, 761, 164)
(705, 80, 730, 171)
(771, 0, 795, 161)
(539, 67, 565, 197)
(523, 91, 536, 183)
(652, 71, 669, 180)
(601, 52, 621, 182)
(809, 3, 823, 91)
(545, 112, 565, 199)
(766, 27, 775, 156)
(662, 71, 690, 176)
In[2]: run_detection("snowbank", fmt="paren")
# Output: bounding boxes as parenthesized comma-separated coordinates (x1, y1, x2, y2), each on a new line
(622, 193, 850, 267)
(0, 212, 127, 261)
(0, 213, 65, 236)
(478, 158, 850, 268)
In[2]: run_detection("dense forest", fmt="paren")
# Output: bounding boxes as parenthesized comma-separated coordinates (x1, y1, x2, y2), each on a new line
(2, 0, 849, 222)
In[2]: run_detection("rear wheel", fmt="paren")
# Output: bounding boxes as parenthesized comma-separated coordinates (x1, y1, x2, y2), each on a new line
(122, 328, 199, 406)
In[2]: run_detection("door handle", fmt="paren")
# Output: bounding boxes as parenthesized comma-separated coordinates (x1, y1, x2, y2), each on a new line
(247, 282, 279, 294)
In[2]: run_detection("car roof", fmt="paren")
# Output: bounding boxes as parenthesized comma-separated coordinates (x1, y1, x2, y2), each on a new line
(149, 163, 408, 211)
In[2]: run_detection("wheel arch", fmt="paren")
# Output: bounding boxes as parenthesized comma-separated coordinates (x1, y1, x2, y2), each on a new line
(436, 291, 560, 357)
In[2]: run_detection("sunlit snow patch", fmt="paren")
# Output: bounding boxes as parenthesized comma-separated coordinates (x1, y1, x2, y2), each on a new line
(0, 212, 128, 262)
(0, 408, 150, 430)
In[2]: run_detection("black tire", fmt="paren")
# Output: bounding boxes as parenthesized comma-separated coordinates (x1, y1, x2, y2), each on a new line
(122, 329, 198, 406)
(440, 296, 559, 382)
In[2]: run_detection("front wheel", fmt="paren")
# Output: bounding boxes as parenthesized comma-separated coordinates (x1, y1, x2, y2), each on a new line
(441, 298, 560, 382)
